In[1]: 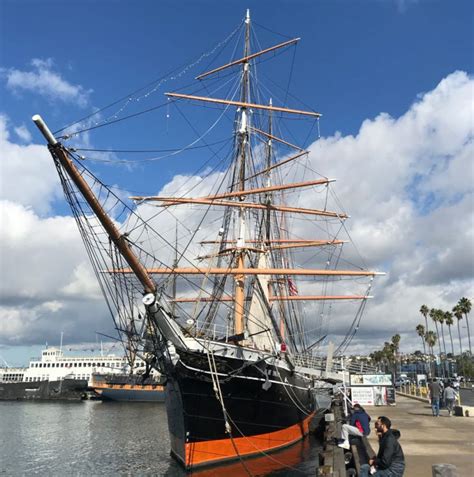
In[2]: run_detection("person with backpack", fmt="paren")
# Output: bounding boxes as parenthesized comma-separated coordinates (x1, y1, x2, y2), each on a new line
(338, 403, 371, 450)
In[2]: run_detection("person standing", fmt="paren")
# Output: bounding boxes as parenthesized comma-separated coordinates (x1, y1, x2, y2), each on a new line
(443, 383, 458, 416)
(361, 416, 405, 476)
(338, 403, 371, 450)
(428, 378, 441, 417)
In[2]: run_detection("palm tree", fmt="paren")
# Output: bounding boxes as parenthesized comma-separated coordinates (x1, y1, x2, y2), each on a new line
(445, 311, 455, 356)
(425, 330, 437, 377)
(437, 309, 448, 376)
(420, 304, 430, 333)
(416, 324, 427, 355)
(453, 304, 464, 355)
(438, 309, 448, 357)
(430, 308, 444, 377)
(429, 308, 442, 356)
(391, 334, 401, 377)
(458, 297, 472, 355)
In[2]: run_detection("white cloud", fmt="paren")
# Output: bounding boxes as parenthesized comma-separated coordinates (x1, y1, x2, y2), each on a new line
(298, 71, 474, 352)
(0, 200, 110, 346)
(0, 115, 60, 214)
(3, 58, 91, 107)
(13, 124, 32, 142)
(0, 71, 472, 358)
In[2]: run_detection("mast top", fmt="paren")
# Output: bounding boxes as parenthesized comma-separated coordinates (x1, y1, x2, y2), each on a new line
(246, 9, 250, 23)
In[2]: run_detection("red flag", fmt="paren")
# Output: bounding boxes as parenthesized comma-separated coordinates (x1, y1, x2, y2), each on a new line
(288, 277, 298, 296)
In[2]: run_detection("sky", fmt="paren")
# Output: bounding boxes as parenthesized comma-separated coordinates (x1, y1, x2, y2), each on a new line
(0, 0, 473, 366)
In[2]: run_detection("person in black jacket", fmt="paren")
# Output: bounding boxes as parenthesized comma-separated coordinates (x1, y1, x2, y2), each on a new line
(361, 416, 405, 476)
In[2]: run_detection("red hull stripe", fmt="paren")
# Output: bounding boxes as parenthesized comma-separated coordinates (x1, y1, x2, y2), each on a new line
(185, 413, 314, 468)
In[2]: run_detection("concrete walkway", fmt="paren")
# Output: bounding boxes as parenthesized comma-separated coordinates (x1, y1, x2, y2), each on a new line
(364, 395, 474, 477)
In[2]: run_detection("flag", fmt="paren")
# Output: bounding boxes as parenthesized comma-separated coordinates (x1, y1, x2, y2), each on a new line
(288, 277, 298, 296)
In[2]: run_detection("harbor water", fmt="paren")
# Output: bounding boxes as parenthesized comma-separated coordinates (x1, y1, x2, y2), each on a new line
(0, 401, 322, 476)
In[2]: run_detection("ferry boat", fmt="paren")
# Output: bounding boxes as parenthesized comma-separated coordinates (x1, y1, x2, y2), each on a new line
(0, 347, 128, 386)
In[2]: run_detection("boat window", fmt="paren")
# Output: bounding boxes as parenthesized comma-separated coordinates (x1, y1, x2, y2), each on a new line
(78, 363, 82, 367)
(47, 363, 50, 367)
(74, 363, 77, 367)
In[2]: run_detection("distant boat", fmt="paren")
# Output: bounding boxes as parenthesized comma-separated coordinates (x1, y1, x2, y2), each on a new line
(90, 373, 165, 402)
(0, 378, 88, 401)
(33, 9, 380, 471)
(0, 346, 127, 387)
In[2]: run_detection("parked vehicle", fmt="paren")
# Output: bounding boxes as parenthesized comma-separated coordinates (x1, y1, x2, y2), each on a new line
(395, 377, 411, 387)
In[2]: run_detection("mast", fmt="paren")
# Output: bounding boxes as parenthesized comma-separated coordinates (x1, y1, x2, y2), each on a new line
(171, 220, 178, 316)
(265, 99, 273, 243)
(233, 9, 251, 336)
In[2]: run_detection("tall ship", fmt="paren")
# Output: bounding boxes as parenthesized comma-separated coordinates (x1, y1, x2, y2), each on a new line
(32, 11, 380, 470)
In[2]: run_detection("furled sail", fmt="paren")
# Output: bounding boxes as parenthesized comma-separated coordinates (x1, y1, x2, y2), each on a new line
(246, 252, 275, 351)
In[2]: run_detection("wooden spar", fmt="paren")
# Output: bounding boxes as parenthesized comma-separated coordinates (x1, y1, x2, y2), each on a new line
(201, 239, 341, 244)
(197, 241, 346, 256)
(137, 196, 347, 219)
(244, 150, 309, 182)
(269, 240, 345, 251)
(171, 295, 372, 303)
(165, 93, 322, 118)
(271, 295, 372, 301)
(108, 267, 382, 277)
(196, 38, 300, 80)
(251, 127, 305, 151)
(32, 115, 157, 295)
(130, 178, 332, 202)
(198, 246, 264, 260)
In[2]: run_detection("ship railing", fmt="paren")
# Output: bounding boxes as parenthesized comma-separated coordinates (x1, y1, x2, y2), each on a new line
(292, 354, 378, 374)
(194, 322, 233, 342)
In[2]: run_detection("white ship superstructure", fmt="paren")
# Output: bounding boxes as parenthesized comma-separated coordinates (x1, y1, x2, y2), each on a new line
(0, 347, 129, 385)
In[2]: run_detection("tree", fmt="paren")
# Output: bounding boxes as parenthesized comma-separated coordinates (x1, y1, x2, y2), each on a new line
(430, 308, 443, 374)
(425, 330, 437, 377)
(416, 324, 427, 355)
(458, 297, 472, 355)
(436, 309, 448, 376)
(437, 310, 448, 357)
(453, 304, 464, 356)
(456, 352, 474, 380)
(370, 350, 385, 372)
(391, 334, 401, 352)
(420, 304, 430, 334)
(445, 311, 455, 357)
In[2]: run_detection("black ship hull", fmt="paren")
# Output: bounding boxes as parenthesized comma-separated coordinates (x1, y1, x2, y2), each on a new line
(165, 350, 316, 470)
(0, 379, 87, 401)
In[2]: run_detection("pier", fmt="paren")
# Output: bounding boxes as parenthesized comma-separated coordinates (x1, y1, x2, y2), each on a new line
(362, 395, 473, 476)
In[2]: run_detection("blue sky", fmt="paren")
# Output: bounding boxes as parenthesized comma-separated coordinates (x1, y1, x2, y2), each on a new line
(1, 0, 473, 365)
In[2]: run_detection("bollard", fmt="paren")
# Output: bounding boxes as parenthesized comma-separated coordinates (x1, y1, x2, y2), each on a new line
(432, 463, 459, 477)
